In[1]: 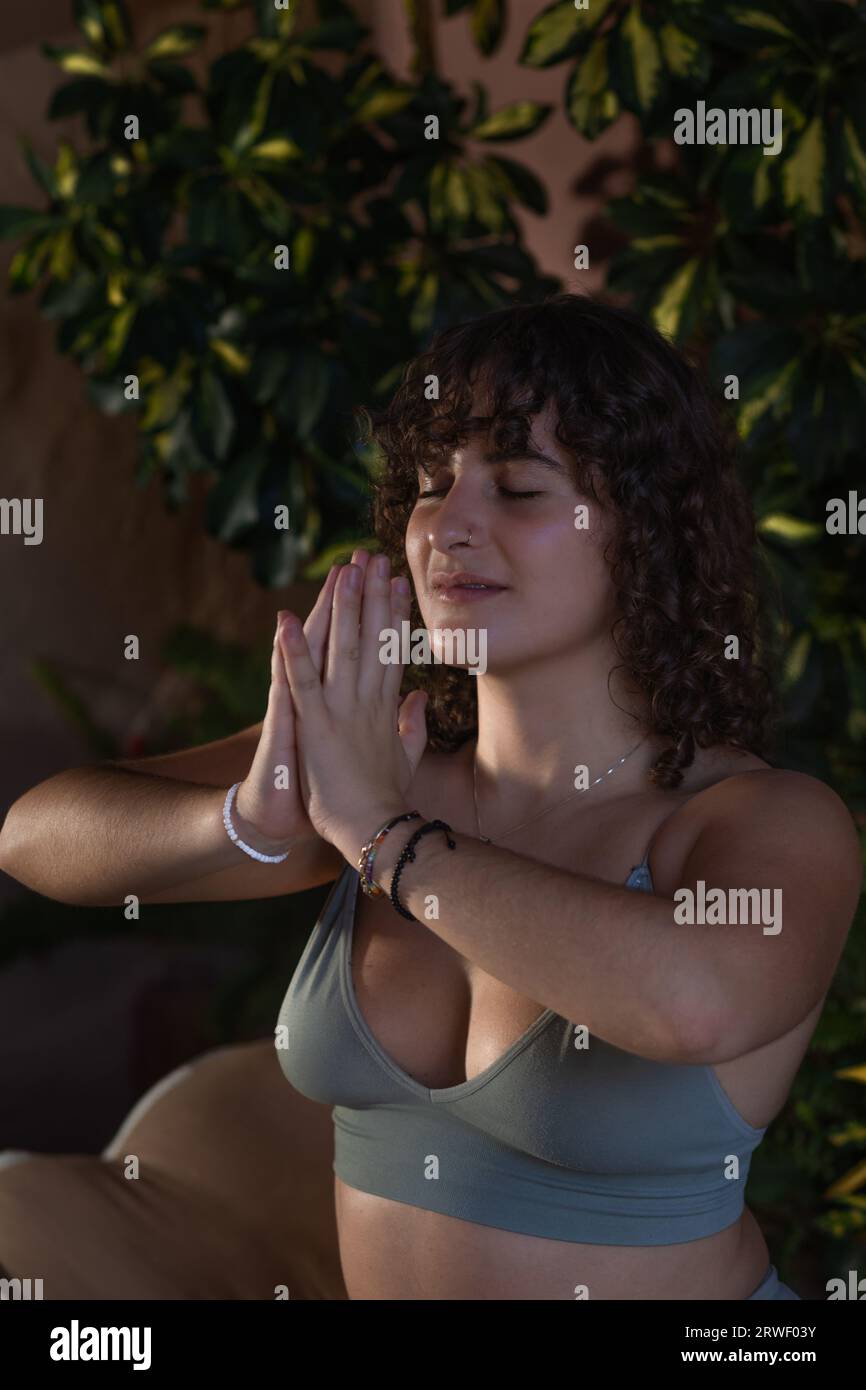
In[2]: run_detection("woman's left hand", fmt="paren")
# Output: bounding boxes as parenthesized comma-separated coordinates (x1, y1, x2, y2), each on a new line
(276, 550, 429, 862)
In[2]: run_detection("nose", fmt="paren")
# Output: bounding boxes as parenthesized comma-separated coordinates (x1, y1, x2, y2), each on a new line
(423, 476, 484, 553)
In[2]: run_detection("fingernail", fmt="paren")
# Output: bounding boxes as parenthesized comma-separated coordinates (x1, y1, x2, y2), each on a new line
(346, 565, 361, 590)
(395, 575, 410, 595)
(375, 554, 389, 578)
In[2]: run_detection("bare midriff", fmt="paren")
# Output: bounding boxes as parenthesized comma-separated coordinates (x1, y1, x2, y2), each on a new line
(333, 1179, 771, 1300)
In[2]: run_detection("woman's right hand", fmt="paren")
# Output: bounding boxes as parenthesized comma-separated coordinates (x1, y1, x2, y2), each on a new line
(234, 552, 372, 850)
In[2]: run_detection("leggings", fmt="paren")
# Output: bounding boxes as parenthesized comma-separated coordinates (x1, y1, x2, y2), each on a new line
(745, 1263, 802, 1300)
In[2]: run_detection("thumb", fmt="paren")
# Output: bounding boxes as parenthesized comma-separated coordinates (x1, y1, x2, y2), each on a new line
(397, 689, 429, 774)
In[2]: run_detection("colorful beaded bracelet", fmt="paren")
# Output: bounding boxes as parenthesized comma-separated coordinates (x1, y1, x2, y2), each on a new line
(358, 810, 421, 897)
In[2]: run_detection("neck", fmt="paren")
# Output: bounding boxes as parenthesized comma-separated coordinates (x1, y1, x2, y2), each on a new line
(469, 639, 659, 818)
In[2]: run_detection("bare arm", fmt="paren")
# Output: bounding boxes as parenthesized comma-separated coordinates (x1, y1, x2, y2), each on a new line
(0, 564, 352, 907)
(359, 770, 861, 1064)
(0, 728, 341, 907)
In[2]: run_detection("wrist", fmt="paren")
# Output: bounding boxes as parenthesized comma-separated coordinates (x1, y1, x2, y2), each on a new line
(365, 813, 422, 895)
(334, 801, 415, 874)
(371, 816, 459, 912)
(229, 794, 295, 856)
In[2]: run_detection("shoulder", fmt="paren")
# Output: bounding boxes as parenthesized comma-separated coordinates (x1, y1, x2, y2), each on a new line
(681, 766, 859, 850)
(650, 762, 863, 1056)
(653, 761, 863, 929)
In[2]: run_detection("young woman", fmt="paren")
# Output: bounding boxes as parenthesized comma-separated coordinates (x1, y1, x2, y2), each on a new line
(1, 294, 860, 1300)
(270, 294, 862, 1301)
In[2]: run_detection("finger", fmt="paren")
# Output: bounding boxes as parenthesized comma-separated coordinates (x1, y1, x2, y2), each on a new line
(381, 575, 411, 705)
(358, 553, 393, 698)
(236, 618, 298, 833)
(322, 549, 370, 683)
(304, 564, 339, 677)
(397, 689, 429, 778)
(269, 614, 296, 742)
(250, 621, 296, 787)
(323, 562, 363, 707)
(397, 688, 428, 733)
(279, 611, 328, 728)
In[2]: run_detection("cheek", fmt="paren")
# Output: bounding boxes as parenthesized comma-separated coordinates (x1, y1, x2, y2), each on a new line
(404, 512, 426, 575)
(511, 504, 588, 565)
(521, 511, 613, 615)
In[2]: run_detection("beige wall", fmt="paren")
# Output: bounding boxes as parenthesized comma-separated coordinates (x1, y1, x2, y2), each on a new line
(0, 0, 639, 885)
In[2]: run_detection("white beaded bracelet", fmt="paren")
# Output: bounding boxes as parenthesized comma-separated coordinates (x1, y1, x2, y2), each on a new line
(222, 782, 292, 864)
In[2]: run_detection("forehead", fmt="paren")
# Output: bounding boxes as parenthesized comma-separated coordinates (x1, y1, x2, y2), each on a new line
(418, 398, 572, 476)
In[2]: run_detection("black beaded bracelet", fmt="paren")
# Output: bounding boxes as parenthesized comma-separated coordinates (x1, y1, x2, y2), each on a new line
(390, 818, 457, 921)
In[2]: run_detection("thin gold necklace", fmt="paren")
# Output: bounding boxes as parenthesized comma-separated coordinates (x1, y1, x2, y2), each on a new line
(471, 736, 648, 845)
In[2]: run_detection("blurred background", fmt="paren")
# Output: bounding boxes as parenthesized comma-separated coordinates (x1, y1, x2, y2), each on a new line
(0, 0, 865, 1298)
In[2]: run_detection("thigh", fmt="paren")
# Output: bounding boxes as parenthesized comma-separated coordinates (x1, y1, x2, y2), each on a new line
(102, 1038, 347, 1299)
(0, 1040, 347, 1299)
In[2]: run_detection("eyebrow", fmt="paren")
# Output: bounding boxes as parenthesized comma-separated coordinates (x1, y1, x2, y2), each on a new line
(418, 448, 567, 477)
(484, 447, 567, 475)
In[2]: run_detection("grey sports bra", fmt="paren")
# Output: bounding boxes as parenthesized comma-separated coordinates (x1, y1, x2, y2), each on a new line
(275, 853, 767, 1245)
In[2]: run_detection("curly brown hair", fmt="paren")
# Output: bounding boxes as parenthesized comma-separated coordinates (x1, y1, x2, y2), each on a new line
(354, 292, 781, 790)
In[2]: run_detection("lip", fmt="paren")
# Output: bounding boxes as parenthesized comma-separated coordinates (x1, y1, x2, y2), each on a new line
(432, 585, 507, 604)
(431, 571, 507, 592)
(430, 572, 508, 605)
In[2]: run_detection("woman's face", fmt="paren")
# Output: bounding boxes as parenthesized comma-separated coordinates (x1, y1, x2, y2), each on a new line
(403, 402, 619, 674)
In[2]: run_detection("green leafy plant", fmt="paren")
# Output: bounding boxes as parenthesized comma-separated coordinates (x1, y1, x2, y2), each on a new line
(0, 0, 558, 585)
(441, 0, 508, 57)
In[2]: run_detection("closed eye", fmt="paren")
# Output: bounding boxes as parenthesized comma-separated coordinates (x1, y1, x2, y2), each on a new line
(418, 488, 544, 501)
